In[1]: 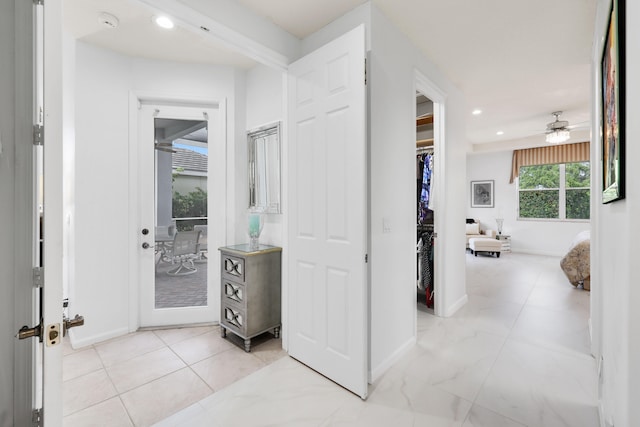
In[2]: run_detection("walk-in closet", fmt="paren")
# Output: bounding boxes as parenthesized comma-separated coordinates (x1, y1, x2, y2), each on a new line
(416, 93, 435, 311)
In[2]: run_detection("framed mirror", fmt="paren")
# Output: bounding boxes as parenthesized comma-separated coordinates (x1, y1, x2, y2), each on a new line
(248, 122, 281, 213)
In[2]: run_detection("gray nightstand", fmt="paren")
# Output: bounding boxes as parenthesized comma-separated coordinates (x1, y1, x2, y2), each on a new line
(496, 234, 511, 252)
(219, 244, 282, 352)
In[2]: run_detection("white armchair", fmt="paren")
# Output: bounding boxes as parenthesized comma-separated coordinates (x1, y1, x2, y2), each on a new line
(465, 221, 497, 248)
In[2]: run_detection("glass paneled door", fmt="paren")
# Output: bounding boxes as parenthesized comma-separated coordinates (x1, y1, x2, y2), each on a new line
(138, 104, 222, 327)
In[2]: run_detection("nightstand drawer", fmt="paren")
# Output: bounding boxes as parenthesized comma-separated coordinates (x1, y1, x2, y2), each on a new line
(222, 305, 246, 335)
(222, 255, 245, 282)
(222, 280, 246, 308)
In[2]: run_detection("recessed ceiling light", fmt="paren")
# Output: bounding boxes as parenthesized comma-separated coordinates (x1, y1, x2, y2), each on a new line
(472, 109, 482, 115)
(496, 131, 504, 136)
(154, 16, 175, 29)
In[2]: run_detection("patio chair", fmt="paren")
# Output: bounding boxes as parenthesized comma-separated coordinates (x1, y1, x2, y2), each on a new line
(193, 225, 208, 262)
(166, 230, 201, 276)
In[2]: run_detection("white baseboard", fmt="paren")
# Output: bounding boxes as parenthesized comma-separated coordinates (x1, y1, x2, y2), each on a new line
(444, 294, 468, 317)
(69, 327, 130, 350)
(369, 336, 416, 383)
(511, 248, 563, 257)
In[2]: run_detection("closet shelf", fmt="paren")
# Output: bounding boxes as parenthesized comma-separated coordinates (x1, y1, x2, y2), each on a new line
(416, 115, 433, 127)
(417, 138, 434, 148)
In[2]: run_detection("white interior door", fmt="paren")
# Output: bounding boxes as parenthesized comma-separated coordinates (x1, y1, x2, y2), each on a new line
(138, 103, 224, 327)
(287, 25, 368, 398)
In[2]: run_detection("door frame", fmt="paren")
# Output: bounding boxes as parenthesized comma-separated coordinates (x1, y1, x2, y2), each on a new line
(127, 93, 228, 330)
(414, 70, 447, 319)
(11, 0, 39, 424)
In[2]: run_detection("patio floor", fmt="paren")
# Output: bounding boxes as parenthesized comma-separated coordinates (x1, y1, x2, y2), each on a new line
(155, 255, 209, 308)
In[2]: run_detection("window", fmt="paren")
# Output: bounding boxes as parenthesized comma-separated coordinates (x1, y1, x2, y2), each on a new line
(518, 162, 590, 220)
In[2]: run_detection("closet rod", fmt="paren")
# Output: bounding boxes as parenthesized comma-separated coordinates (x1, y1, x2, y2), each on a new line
(416, 147, 434, 154)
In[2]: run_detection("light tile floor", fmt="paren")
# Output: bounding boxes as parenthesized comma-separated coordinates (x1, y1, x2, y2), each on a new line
(64, 253, 599, 427)
(62, 326, 286, 427)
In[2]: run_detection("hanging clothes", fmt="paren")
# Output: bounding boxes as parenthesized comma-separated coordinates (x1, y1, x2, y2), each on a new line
(418, 153, 433, 224)
(427, 155, 435, 211)
(417, 229, 434, 291)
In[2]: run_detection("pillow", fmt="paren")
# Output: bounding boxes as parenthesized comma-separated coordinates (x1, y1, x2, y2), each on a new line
(465, 223, 479, 235)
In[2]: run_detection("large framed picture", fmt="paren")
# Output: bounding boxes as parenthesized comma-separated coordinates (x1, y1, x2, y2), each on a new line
(601, 0, 625, 204)
(470, 180, 494, 208)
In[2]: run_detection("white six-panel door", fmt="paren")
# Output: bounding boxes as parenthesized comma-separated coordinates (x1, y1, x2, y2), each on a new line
(287, 25, 368, 398)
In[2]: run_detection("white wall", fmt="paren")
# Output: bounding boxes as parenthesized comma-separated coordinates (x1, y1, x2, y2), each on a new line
(467, 150, 589, 256)
(299, 2, 469, 380)
(71, 43, 134, 345)
(71, 42, 244, 346)
(592, 1, 640, 426)
(245, 64, 285, 247)
(369, 5, 469, 378)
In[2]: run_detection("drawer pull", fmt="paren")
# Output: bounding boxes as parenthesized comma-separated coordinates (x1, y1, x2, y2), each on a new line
(224, 258, 243, 277)
(224, 283, 243, 303)
(224, 307, 243, 329)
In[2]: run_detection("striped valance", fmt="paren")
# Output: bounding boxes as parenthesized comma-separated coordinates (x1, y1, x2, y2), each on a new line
(509, 141, 590, 183)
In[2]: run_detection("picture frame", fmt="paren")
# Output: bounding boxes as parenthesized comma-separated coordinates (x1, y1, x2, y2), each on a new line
(601, 0, 625, 204)
(470, 180, 494, 208)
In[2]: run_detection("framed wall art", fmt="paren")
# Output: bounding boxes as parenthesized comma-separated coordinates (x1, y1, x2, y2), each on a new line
(601, 0, 625, 204)
(470, 180, 494, 208)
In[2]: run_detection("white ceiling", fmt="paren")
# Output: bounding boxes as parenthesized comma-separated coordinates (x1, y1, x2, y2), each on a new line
(63, 0, 597, 147)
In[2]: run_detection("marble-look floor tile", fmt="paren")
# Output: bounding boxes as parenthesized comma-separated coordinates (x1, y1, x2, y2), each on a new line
(63, 369, 118, 416)
(462, 404, 526, 427)
(169, 330, 235, 365)
(369, 350, 473, 422)
(509, 305, 592, 358)
(63, 347, 103, 382)
(367, 322, 505, 404)
(106, 347, 186, 393)
(63, 397, 133, 427)
(152, 325, 216, 346)
(198, 358, 359, 427)
(447, 294, 523, 337)
(192, 348, 265, 391)
(120, 368, 213, 427)
(321, 400, 423, 427)
(152, 402, 214, 427)
(526, 284, 590, 314)
(94, 331, 166, 367)
(475, 340, 598, 427)
(466, 279, 535, 306)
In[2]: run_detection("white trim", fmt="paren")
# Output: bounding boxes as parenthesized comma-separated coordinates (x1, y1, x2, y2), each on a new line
(443, 294, 468, 317)
(128, 92, 227, 329)
(369, 336, 416, 383)
(510, 248, 565, 257)
(68, 327, 130, 349)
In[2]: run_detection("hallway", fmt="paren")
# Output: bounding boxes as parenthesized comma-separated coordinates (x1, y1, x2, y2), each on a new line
(158, 253, 597, 427)
(61, 253, 597, 426)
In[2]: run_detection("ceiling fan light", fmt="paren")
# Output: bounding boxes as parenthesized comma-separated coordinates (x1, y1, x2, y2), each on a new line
(546, 129, 570, 144)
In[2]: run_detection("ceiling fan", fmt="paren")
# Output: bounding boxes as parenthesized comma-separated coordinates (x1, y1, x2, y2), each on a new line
(545, 111, 571, 143)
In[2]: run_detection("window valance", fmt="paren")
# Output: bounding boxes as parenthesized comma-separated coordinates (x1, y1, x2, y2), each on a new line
(509, 141, 590, 183)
